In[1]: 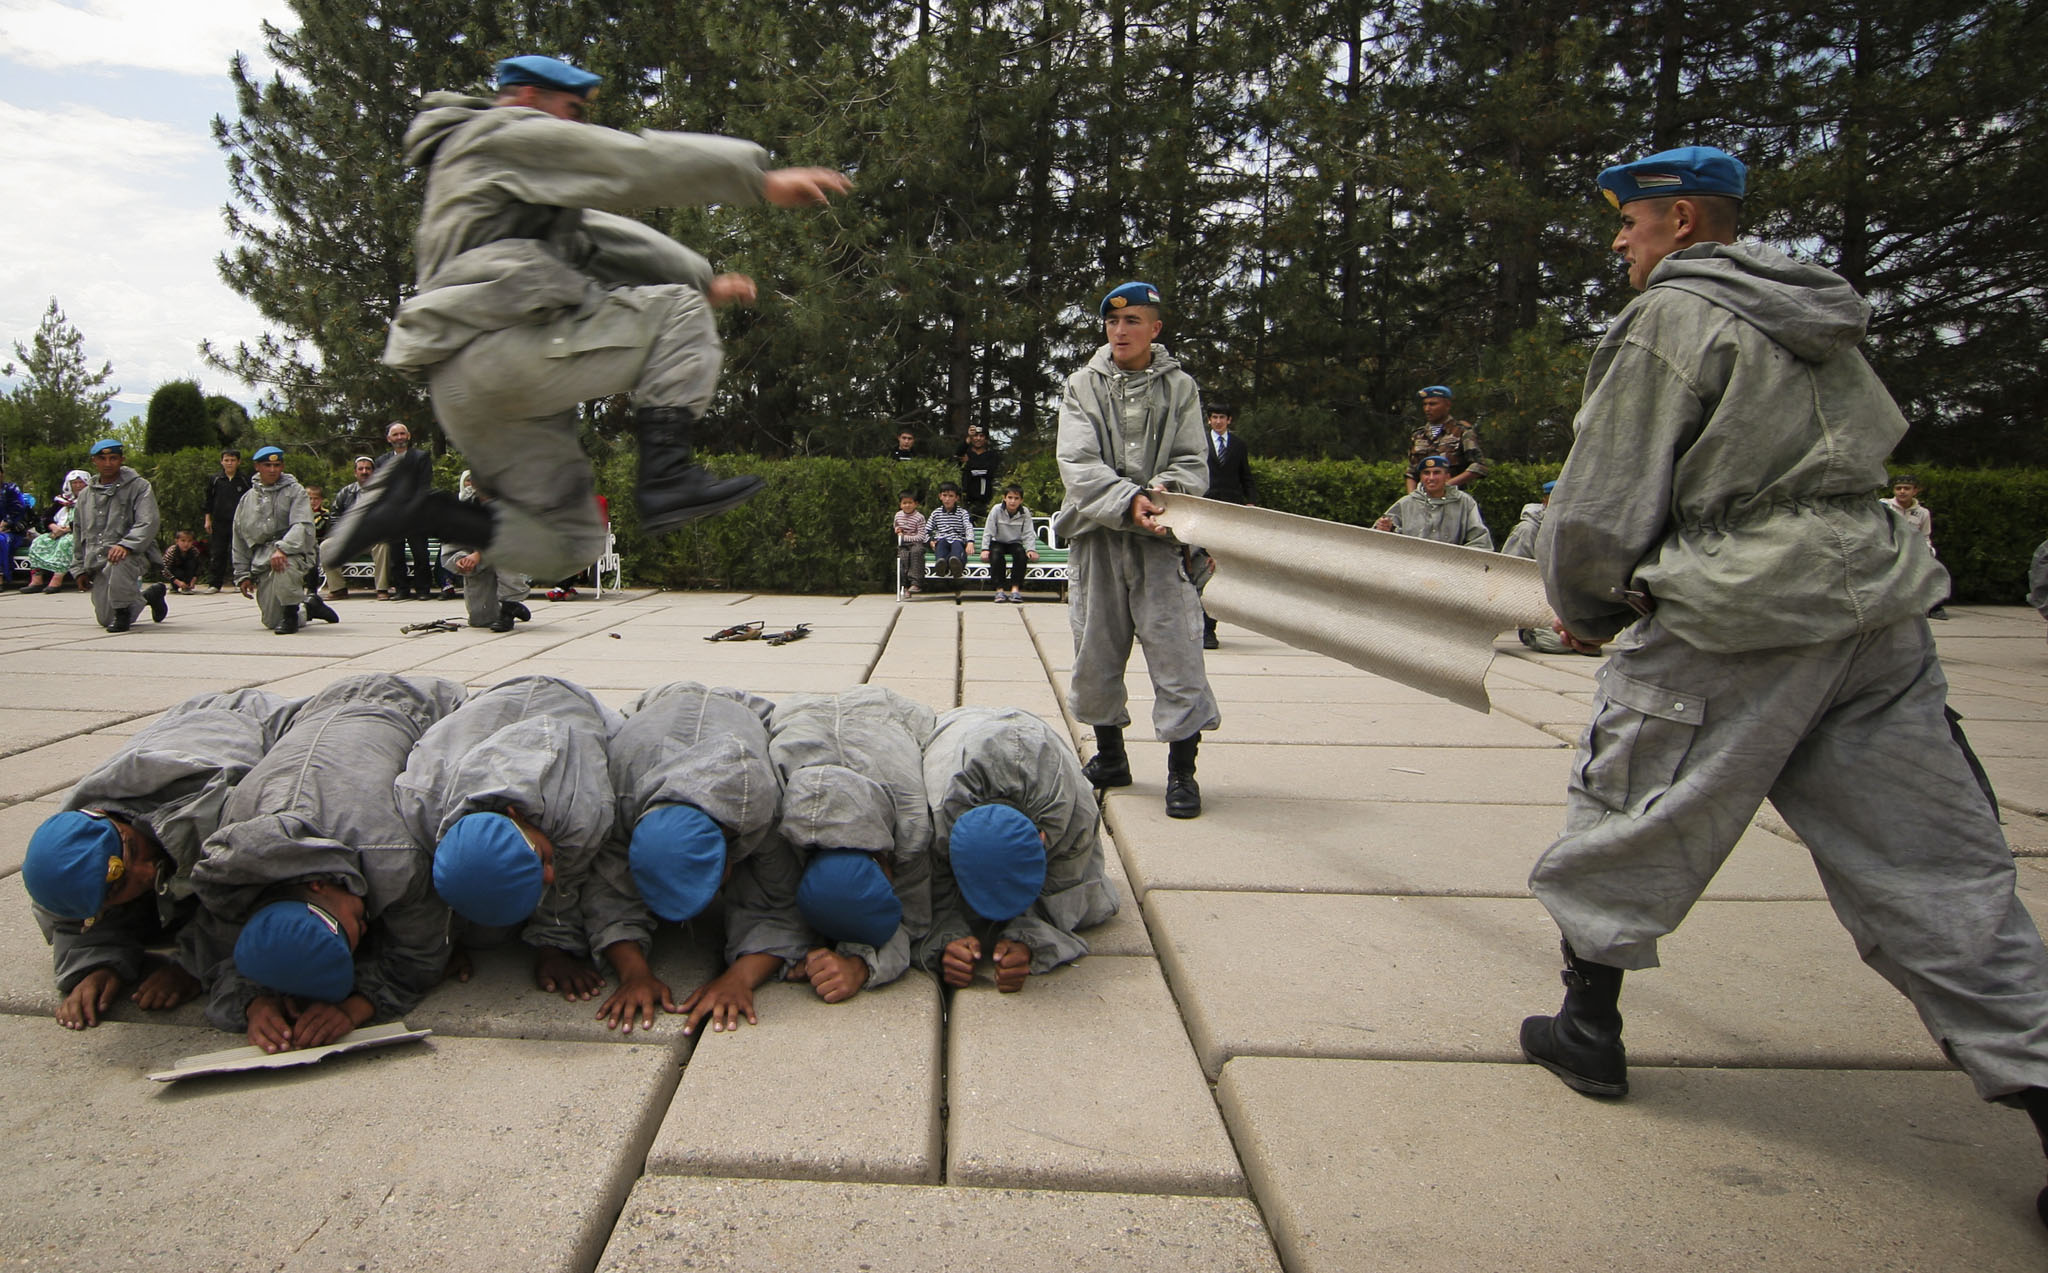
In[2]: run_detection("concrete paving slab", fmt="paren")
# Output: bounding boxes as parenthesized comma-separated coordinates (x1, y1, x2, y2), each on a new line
(960, 677, 1064, 716)
(89, 710, 167, 737)
(1085, 828, 1153, 957)
(0, 732, 130, 804)
(947, 955, 1243, 1196)
(1947, 693, 2048, 723)
(1, 648, 333, 681)
(1982, 754, 2048, 817)
(1147, 892, 1943, 1079)
(1119, 740, 1569, 805)
(1485, 655, 1603, 693)
(1109, 800, 1820, 902)
(408, 926, 720, 1049)
(0, 674, 249, 714)
(2002, 809, 2048, 857)
(0, 708, 135, 758)
(1956, 719, 2048, 757)
(1197, 699, 1565, 748)
(646, 972, 942, 1184)
(0, 1016, 678, 1273)
(0, 798, 68, 877)
(598, 1176, 1281, 1273)
(1217, 1056, 2048, 1273)
(862, 675, 956, 709)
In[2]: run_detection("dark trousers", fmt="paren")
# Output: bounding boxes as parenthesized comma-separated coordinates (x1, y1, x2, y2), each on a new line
(388, 534, 433, 596)
(988, 541, 1027, 590)
(206, 531, 234, 587)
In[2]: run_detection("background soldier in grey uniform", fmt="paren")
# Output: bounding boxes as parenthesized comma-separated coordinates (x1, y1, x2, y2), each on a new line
(769, 686, 936, 1002)
(442, 473, 531, 632)
(1373, 455, 1493, 548)
(1518, 145, 2048, 1226)
(327, 54, 851, 586)
(233, 446, 337, 634)
(73, 438, 166, 632)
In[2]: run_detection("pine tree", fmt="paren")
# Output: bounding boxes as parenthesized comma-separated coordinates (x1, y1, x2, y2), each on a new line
(3, 298, 118, 459)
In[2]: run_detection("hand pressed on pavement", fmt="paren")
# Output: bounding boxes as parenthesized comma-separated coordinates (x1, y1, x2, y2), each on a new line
(800, 948, 870, 1003)
(678, 952, 783, 1035)
(596, 939, 677, 1033)
(991, 940, 1031, 993)
(940, 935, 981, 989)
(130, 962, 200, 1011)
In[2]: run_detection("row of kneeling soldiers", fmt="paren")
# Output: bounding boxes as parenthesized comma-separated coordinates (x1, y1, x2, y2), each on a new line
(23, 674, 1115, 1052)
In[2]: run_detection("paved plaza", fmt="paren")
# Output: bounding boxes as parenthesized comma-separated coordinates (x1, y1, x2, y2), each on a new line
(1, 586, 2045, 1271)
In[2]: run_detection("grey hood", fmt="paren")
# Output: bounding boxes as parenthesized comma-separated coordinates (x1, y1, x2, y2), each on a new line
(402, 92, 493, 168)
(1649, 242, 1869, 364)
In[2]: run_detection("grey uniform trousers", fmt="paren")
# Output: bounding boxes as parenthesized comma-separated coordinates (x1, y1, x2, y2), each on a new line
(1530, 616, 2048, 1100)
(462, 560, 531, 628)
(426, 283, 722, 583)
(247, 545, 311, 628)
(88, 553, 146, 627)
(1066, 530, 1221, 743)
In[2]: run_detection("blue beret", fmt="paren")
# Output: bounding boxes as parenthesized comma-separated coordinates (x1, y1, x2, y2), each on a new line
(235, 900, 356, 1002)
(797, 850, 902, 950)
(252, 445, 283, 462)
(1541, 480, 1558, 494)
(497, 55, 602, 96)
(629, 804, 726, 923)
(433, 812, 545, 928)
(1419, 385, 1453, 400)
(1417, 456, 1452, 471)
(89, 438, 123, 456)
(22, 811, 123, 920)
(948, 804, 1045, 922)
(1098, 281, 1162, 318)
(1597, 146, 1746, 209)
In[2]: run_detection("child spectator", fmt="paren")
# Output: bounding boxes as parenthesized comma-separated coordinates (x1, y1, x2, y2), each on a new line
(981, 484, 1040, 603)
(1884, 474, 1946, 619)
(893, 491, 928, 595)
(162, 530, 204, 594)
(926, 483, 974, 584)
(304, 484, 331, 600)
(1051, 281, 1218, 819)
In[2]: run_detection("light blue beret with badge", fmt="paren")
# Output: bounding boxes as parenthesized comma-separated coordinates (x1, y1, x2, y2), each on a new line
(1597, 146, 1746, 209)
(496, 55, 602, 96)
(235, 900, 356, 1003)
(22, 810, 125, 920)
(629, 803, 727, 923)
(433, 811, 545, 928)
(1419, 385, 1453, 400)
(89, 438, 123, 456)
(252, 445, 283, 462)
(948, 803, 1046, 922)
(1099, 281, 1162, 318)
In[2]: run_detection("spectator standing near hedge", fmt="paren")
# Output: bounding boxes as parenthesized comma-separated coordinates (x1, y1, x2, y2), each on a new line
(325, 456, 375, 599)
(1884, 474, 1948, 619)
(1053, 280, 1218, 821)
(373, 423, 434, 601)
(75, 439, 168, 632)
(891, 429, 919, 462)
(981, 485, 1040, 603)
(201, 450, 250, 594)
(1198, 403, 1253, 648)
(956, 425, 1002, 516)
(1403, 386, 1486, 493)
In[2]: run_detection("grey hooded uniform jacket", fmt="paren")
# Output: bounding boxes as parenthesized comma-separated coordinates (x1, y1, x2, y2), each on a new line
(36, 689, 301, 992)
(919, 707, 1118, 975)
(395, 675, 625, 958)
(188, 675, 469, 1030)
(1537, 242, 1945, 650)
(382, 93, 768, 375)
(768, 686, 937, 988)
(230, 472, 315, 580)
(1052, 344, 1209, 540)
(1500, 503, 1545, 560)
(74, 464, 161, 575)
(1379, 488, 1493, 550)
(605, 682, 806, 968)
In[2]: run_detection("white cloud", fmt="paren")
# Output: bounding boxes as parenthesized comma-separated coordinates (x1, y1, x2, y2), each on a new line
(0, 99, 279, 398)
(0, 0, 294, 77)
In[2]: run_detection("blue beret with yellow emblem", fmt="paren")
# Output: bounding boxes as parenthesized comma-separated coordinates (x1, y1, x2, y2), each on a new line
(1099, 281, 1162, 318)
(1597, 146, 1746, 209)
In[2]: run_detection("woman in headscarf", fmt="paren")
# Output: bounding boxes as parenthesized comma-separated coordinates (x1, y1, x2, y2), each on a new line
(21, 469, 90, 594)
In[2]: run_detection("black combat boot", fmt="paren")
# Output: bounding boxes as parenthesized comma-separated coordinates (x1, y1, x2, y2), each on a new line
(1520, 940, 1629, 1096)
(321, 449, 432, 570)
(1165, 733, 1202, 819)
(2013, 1088, 2048, 1228)
(490, 609, 519, 633)
(501, 599, 531, 623)
(635, 406, 765, 536)
(1202, 614, 1220, 650)
(303, 595, 341, 624)
(1082, 725, 1133, 789)
(143, 583, 168, 623)
(106, 607, 134, 633)
(273, 605, 299, 635)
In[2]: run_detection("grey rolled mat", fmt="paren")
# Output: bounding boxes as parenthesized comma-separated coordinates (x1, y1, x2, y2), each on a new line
(1157, 494, 1557, 713)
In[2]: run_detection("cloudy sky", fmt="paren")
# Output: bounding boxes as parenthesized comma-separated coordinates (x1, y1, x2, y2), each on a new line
(0, 0, 297, 416)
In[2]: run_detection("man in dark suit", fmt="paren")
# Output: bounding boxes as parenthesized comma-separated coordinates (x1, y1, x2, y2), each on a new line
(1199, 404, 1252, 648)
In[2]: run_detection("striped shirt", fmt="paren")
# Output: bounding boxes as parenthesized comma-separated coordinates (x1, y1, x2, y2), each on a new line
(893, 509, 927, 545)
(927, 506, 974, 545)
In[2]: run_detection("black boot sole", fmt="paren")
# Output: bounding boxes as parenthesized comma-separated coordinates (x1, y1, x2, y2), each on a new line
(1519, 1015, 1629, 1097)
(640, 476, 766, 537)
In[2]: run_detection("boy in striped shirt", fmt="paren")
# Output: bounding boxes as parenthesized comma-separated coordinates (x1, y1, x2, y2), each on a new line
(926, 484, 975, 584)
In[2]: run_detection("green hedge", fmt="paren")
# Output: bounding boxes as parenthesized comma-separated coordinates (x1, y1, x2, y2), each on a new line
(10, 445, 2041, 605)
